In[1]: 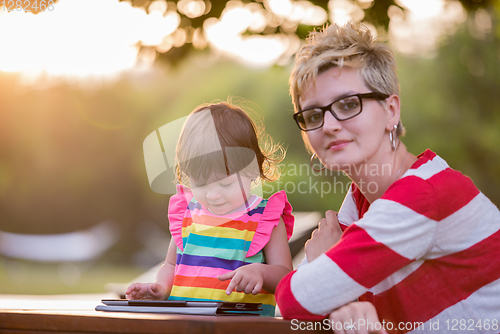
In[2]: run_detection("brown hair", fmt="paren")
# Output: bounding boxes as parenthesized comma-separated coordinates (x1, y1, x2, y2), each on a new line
(176, 101, 283, 185)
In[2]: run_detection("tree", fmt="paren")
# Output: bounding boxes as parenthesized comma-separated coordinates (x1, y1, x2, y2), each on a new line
(115, 0, 497, 64)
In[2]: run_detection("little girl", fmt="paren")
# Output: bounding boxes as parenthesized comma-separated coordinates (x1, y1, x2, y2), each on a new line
(126, 102, 294, 316)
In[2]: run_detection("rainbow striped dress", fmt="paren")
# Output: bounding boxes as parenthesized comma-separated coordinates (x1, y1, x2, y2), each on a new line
(167, 185, 294, 316)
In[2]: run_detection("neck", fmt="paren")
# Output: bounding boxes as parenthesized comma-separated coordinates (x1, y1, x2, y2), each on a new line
(344, 144, 416, 203)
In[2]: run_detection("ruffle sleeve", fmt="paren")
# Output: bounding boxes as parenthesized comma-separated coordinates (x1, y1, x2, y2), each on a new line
(167, 184, 193, 251)
(246, 190, 294, 257)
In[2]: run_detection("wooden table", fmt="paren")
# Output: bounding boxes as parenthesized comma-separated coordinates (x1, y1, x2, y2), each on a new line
(0, 295, 329, 333)
(1, 309, 325, 334)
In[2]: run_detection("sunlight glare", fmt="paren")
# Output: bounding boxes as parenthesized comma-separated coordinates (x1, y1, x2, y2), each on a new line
(140, 10, 181, 46)
(148, 0, 168, 15)
(396, 0, 443, 20)
(203, 1, 315, 67)
(237, 35, 288, 67)
(291, 1, 328, 26)
(246, 3, 269, 33)
(0, 0, 180, 81)
(390, 0, 466, 55)
(470, 8, 492, 39)
(357, 0, 374, 9)
(177, 0, 206, 19)
(328, 0, 364, 25)
(220, 6, 253, 34)
(204, 7, 294, 68)
(265, 0, 293, 18)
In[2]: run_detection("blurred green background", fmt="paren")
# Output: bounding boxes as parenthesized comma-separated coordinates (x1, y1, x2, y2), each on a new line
(1, 0, 499, 295)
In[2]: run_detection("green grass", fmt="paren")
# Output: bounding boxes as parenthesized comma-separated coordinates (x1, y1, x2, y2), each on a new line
(0, 258, 145, 295)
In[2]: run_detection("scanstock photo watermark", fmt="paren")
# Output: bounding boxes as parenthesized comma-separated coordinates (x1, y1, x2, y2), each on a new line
(291, 318, 499, 332)
(290, 318, 425, 332)
(263, 162, 393, 198)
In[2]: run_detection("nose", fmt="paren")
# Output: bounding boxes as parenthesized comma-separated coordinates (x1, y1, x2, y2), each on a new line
(322, 111, 342, 134)
(205, 186, 221, 200)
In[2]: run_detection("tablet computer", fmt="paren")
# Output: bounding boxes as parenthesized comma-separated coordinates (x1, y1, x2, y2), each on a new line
(97, 299, 262, 315)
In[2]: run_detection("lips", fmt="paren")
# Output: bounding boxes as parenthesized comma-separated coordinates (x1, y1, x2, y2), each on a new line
(327, 139, 351, 151)
(208, 202, 225, 207)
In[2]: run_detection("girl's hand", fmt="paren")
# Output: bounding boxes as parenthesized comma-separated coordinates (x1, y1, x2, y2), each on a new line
(217, 263, 264, 295)
(305, 210, 343, 262)
(125, 282, 167, 300)
(329, 302, 388, 334)
(217, 218, 292, 295)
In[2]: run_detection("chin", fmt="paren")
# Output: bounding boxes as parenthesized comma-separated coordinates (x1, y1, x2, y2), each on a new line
(210, 206, 232, 215)
(323, 155, 352, 171)
(323, 151, 366, 171)
(209, 207, 226, 214)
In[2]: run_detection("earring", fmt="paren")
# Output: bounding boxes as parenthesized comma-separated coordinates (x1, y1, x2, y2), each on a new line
(389, 124, 397, 151)
(310, 153, 326, 172)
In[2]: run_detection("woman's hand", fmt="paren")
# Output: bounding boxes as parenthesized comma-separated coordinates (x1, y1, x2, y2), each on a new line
(218, 263, 264, 295)
(125, 282, 167, 300)
(329, 302, 388, 334)
(305, 210, 343, 262)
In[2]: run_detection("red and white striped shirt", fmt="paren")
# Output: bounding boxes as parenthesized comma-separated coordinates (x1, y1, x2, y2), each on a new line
(276, 150, 500, 333)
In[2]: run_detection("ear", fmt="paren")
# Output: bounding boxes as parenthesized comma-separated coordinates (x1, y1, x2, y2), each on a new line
(384, 94, 401, 131)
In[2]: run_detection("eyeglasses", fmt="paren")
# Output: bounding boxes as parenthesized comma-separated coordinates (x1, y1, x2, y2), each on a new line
(293, 92, 389, 131)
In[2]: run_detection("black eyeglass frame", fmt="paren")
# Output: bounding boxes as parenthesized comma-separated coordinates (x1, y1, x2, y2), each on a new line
(293, 92, 390, 131)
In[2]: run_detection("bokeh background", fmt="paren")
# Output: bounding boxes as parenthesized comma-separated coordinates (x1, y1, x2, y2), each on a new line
(1, 0, 499, 295)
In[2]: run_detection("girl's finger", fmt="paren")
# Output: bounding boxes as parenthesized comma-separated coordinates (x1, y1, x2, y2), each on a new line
(252, 282, 263, 295)
(244, 283, 254, 294)
(234, 277, 248, 292)
(225, 274, 241, 295)
(217, 270, 236, 281)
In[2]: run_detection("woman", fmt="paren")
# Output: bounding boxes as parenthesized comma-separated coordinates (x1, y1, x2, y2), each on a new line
(275, 22, 500, 334)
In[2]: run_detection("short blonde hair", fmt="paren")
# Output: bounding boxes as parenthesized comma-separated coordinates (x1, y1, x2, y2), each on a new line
(176, 102, 283, 185)
(290, 22, 405, 151)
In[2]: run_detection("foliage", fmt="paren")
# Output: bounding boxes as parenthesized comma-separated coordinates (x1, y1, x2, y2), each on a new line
(399, 9, 500, 205)
(115, 0, 497, 64)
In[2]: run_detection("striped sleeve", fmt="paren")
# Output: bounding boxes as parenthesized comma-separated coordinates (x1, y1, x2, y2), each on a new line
(277, 195, 435, 318)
